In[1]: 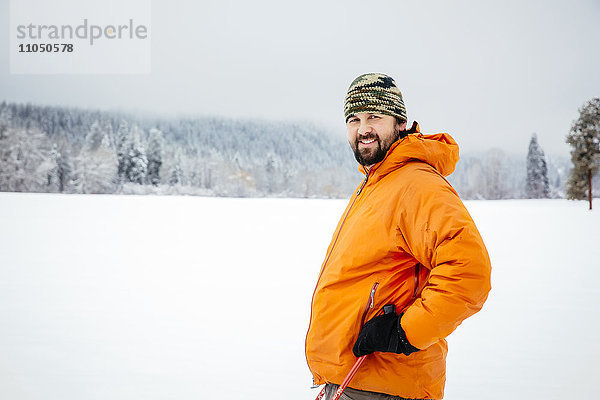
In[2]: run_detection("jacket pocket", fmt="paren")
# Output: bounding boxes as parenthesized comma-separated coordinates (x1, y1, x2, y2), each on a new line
(359, 281, 379, 328)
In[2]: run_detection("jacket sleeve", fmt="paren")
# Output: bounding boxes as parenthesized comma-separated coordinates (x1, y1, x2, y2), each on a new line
(397, 164, 492, 350)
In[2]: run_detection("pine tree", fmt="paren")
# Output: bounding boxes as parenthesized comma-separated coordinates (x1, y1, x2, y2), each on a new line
(525, 133, 550, 198)
(0, 104, 9, 140)
(58, 145, 76, 193)
(116, 120, 131, 184)
(127, 125, 147, 185)
(265, 153, 277, 194)
(83, 121, 105, 151)
(47, 143, 61, 192)
(0, 125, 51, 192)
(566, 98, 600, 209)
(73, 123, 117, 193)
(146, 128, 164, 186)
(169, 164, 184, 186)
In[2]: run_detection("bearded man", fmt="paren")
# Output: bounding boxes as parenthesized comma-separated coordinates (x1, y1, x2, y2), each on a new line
(305, 73, 492, 400)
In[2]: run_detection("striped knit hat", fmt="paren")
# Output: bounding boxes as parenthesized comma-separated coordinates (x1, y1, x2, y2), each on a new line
(344, 73, 406, 122)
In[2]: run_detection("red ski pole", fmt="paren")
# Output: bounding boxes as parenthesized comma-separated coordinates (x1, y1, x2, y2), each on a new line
(314, 304, 396, 400)
(314, 355, 367, 400)
(332, 355, 367, 400)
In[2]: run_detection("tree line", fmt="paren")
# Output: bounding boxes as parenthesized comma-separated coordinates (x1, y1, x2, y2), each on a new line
(0, 101, 360, 198)
(0, 101, 582, 200)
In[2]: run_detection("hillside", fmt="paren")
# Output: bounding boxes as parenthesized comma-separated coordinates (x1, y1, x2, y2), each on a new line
(0, 101, 573, 199)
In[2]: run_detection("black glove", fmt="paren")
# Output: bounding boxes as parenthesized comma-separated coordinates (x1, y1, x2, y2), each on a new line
(352, 304, 420, 357)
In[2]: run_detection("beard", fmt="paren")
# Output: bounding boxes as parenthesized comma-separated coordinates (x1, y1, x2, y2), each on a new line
(351, 125, 401, 167)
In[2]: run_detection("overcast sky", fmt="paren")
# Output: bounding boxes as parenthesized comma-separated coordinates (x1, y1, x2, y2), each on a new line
(1, 0, 599, 156)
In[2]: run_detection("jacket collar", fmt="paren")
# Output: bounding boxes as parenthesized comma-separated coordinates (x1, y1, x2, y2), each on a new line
(358, 121, 460, 183)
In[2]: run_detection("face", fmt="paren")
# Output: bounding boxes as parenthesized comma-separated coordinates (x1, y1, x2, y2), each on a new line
(346, 113, 407, 167)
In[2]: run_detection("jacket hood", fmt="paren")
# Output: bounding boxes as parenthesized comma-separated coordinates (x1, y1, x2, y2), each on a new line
(359, 122, 460, 180)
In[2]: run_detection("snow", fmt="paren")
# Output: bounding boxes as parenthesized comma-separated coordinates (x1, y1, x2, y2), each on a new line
(0, 193, 598, 399)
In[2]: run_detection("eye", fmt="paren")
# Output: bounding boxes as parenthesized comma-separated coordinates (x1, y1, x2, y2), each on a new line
(347, 117, 359, 124)
(369, 115, 380, 119)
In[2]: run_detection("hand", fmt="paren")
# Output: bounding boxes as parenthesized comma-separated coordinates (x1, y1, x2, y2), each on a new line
(352, 305, 420, 357)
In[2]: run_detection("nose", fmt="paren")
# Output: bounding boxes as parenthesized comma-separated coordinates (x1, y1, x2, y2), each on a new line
(357, 120, 372, 136)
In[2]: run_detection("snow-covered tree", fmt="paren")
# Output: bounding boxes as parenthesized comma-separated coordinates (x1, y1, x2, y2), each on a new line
(146, 128, 164, 186)
(0, 103, 9, 140)
(83, 121, 105, 152)
(46, 143, 61, 192)
(0, 125, 52, 192)
(116, 120, 131, 185)
(169, 163, 184, 186)
(483, 149, 509, 199)
(58, 145, 77, 193)
(264, 152, 278, 194)
(74, 123, 117, 193)
(566, 98, 600, 209)
(127, 125, 147, 185)
(525, 133, 550, 199)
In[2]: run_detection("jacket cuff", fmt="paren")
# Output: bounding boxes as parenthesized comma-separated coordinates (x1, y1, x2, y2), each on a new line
(398, 314, 420, 355)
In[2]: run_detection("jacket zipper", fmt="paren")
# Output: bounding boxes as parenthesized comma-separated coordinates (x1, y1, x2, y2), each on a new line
(308, 172, 369, 314)
(305, 171, 370, 385)
(312, 172, 368, 293)
(356, 174, 368, 195)
(359, 282, 379, 328)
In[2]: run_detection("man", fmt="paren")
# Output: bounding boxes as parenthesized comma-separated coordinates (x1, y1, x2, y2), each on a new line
(305, 73, 492, 400)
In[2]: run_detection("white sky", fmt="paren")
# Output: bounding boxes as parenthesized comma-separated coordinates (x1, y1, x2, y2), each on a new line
(1, 0, 599, 156)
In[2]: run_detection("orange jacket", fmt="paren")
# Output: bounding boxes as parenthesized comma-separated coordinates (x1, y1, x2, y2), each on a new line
(305, 126, 491, 399)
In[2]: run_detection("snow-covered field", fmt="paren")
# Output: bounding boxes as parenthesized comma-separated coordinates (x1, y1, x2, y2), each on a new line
(0, 193, 598, 400)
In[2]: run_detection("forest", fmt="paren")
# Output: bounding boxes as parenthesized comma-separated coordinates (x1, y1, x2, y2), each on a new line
(0, 101, 574, 199)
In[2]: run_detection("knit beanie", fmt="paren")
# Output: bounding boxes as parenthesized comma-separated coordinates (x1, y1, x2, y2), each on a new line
(344, 73, 407, 122)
